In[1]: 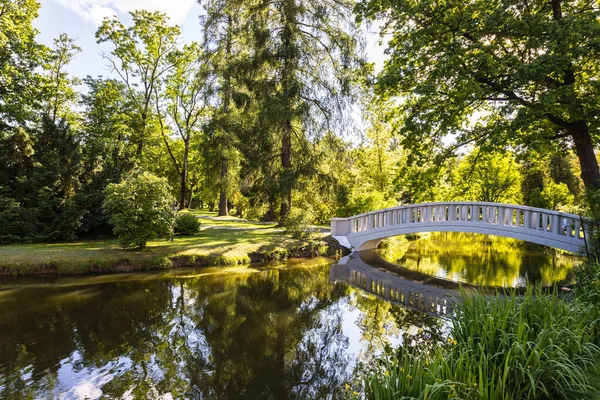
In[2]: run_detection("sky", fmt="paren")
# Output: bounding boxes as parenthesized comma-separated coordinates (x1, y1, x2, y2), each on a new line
(34, 0, 388, 82)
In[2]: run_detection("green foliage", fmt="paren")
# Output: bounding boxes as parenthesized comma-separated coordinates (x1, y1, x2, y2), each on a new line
(174, 213, 201, 236)
(340, 191, 396, 217)
(96, 10, 181, 162)
(573, 262, 600, 305)
(150, 255, 172, 269)
(284, 208, 315, 239)
(0, 0, 45, 127)
(357, 287, 600, 400)
(357, 0, 600, 189)
(103, 172, 176, 250)
(540, 181, 575, 212)
(450, 150, 522, 203)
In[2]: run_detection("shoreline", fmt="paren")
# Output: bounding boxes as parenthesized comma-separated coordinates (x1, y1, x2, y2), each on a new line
(0, 234, 350, 277)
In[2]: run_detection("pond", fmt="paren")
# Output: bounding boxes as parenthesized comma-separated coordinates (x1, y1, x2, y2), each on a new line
(0, 234, 582, 399)
(377, 232, 583, 287)
(0, 259, 444, 400)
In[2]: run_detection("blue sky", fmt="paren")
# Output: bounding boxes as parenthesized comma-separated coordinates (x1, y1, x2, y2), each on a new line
(34, 0, 386, 81)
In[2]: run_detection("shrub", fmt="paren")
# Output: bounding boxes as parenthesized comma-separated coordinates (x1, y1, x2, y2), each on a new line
(174, 213, 201, 235)
(150, 255, 172, 269)
(103, 172, 176, 250)
(357, 287, 600, 400)
(284, 208, 316, 239)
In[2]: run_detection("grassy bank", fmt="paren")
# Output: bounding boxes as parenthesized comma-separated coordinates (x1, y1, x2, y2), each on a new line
(0, 210, 345, 276)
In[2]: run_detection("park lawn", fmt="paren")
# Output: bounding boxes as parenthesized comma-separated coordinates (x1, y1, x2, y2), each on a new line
(0, 211, 330, 276)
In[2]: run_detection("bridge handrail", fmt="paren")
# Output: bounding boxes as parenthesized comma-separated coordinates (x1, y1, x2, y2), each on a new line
(331, 202, 584, 222)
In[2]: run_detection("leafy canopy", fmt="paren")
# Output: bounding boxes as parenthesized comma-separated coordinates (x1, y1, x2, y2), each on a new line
(356, 0, 600, 188)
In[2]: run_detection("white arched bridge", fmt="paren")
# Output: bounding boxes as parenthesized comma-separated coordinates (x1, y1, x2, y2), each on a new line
(331, 202, 588, 254)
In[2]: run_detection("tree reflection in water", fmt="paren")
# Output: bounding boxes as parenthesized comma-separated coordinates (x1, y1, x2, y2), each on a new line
(0, 261, 444, 399)
(379, 232, 582, 287)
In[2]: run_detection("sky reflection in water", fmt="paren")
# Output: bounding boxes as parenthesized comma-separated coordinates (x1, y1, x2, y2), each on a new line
(0, 260, 445, 399)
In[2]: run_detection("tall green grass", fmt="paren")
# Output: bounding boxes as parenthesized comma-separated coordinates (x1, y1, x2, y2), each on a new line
(357, 286, 600, 400)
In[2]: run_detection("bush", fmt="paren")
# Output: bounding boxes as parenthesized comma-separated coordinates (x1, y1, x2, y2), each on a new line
(174, 213, 201, 235)
(284, 208, 315, 239)
(150, 255, 172, 269)
(103, 172, 176, 250)
(357, 287, 600, 400)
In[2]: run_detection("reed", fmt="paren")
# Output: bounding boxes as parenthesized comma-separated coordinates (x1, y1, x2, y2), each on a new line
(357, 286, 600, 400)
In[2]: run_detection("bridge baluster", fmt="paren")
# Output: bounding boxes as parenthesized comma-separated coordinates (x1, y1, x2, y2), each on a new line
(542, 213, 548, 231)
(530, 211, 537, 230)
(574, 219, 581, 238)
(449, 205, 457, 221)
(498, 207, 505, 226)
(552, 214, 560, 235)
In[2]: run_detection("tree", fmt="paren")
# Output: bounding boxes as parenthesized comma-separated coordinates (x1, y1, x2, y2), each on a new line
(96, 10, 181, 161)
(77, 77, 138, 234)
(103, 172, 176, 250)
(356, 0, 600, 190)
(0, 0, 45, 128)
(40, 33, 81, 124)
(200, 0, 247, 216)
(451, 150, 522, 204)
(156, 43, 210, 210)
(245, 0, 362, 222)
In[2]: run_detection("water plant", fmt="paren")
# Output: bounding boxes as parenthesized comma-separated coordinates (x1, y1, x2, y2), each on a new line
(356, 286, 600, 400)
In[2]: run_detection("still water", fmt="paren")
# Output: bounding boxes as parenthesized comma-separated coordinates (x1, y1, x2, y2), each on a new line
(0, 234, 582, 399)
(0, 260, 444, 400)
(378, 232, 584, 287)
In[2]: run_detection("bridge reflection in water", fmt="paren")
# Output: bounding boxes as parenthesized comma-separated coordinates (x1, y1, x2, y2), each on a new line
(330, 250, 460, 318)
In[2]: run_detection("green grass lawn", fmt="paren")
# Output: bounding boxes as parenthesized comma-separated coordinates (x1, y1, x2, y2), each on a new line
(0, 210, 331, 276)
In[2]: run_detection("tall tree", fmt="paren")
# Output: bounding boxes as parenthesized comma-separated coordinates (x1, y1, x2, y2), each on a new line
(356, 0, 600, 191)
(200, 0, 247, 216)
(248, 0, 362, 222)
(96, 10, 181, 161)
(156, 43, 211, 209)
(77, 77, 137, 233)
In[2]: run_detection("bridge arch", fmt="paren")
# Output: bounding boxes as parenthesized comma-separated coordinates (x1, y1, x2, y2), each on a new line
(331, 202, 587, 254)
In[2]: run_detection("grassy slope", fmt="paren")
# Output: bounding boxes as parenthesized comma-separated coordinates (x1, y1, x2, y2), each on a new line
(0, 210, 333, 275)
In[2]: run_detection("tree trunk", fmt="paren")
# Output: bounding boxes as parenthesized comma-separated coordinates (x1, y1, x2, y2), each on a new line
(265, 203, 276, 222)
(570, 122, 600, 190)
(136, 111, 147, 160)
(551, 0, 600, 189)
(279, 119, 292, 224)
(218, 161, 229, 216)
(179, 140, 189, 210)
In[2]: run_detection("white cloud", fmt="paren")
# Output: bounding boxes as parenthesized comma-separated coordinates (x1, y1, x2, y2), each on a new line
(51, 0, 196, 26)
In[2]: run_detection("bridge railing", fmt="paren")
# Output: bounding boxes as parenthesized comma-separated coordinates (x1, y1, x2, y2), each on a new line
(331, 202, 586, 242)
(330, 262, 456, 317)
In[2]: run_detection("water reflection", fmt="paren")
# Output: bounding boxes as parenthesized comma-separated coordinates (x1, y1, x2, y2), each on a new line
(378, 232, 583, 287)
(0, 261, 444, 399)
